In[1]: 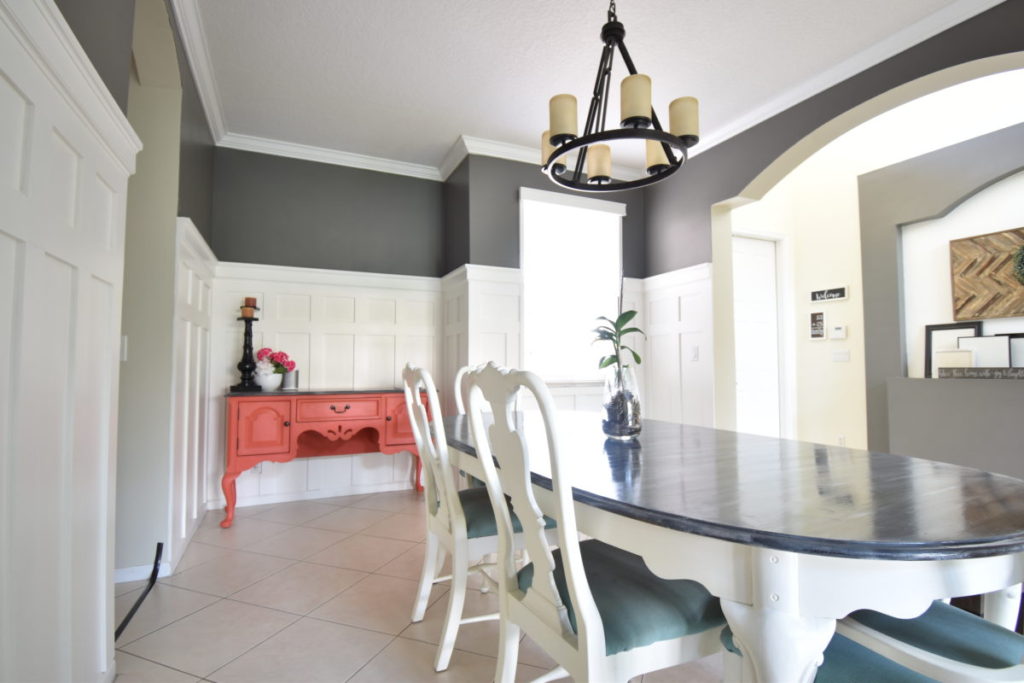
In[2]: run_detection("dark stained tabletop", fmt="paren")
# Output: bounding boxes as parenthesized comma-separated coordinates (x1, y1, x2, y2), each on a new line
(443, 412, 1024, 560)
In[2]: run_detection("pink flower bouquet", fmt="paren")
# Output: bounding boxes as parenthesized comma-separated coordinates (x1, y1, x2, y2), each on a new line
(255, 347, 297, 375)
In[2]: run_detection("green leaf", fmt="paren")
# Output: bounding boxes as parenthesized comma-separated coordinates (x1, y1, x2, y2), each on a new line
(598, 356, 618, 369)
(596, 316, 616, 325)
(621, 345, 642, 364)
(620, 327, 645, 337)
(593, 328, 615, 341)
(614, 310, 638, 329)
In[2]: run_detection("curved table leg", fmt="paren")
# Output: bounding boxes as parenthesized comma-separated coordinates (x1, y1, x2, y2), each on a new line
(982, 582, 1022, 630)
(220, 472, 239, 528)
(722, 600, 834, 683)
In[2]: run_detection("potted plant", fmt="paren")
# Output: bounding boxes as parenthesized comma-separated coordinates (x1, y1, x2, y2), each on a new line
(594, 309, 645, 439)
(254, 347, 296, 391)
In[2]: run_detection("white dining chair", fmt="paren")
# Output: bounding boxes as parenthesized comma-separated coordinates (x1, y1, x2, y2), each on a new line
(403, 363, 556, 672)
(453, 364, 471, 415)
(835, 597, 1024, 681)
(465, 362, 726, 683)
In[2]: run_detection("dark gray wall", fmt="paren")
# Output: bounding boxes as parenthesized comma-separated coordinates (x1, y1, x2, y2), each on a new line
(888, 378, 1024, 479)
(858, 122, 1024, 452)
(170, 2, 214, 242)
(212, 148, 444, 276)
(55, 0, 135, 113)
(645, 0, 1024, 276)
(465, 156, 647, 278)
(443, 159, 470, 275)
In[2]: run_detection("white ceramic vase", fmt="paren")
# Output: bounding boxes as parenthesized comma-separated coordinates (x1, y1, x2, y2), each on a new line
(255, 372, 283, 391)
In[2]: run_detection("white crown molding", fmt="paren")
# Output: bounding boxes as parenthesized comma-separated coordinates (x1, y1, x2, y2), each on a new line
(219, 132, 443, 181)
(695, 0, 1005, 152)
(463, 136, 537, 165)
(169, 0, 226, 140)
(0, 0, 142, 174)
(216, 261, 443, 292)
(438, 137, 470, 180)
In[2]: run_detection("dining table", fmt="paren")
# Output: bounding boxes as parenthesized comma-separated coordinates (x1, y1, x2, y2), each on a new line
(443, 411, 1024, 683)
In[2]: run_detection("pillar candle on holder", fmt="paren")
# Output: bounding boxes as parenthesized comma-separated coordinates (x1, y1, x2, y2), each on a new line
(244, 297, 257, 307)
(240, 306, 256, 318)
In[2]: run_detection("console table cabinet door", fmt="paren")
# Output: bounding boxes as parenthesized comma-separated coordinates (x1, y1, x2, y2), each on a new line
(384, 395, 415, 446)
(236, 400, 292, 456)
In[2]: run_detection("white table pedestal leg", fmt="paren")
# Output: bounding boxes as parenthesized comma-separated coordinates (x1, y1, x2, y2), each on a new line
(982, 582, 1022, 630)
(721, 547, 836, 682)
(722, 600, 834, 683)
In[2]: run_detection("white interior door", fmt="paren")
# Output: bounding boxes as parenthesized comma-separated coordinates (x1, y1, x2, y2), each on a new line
(732, 236, 781, 437)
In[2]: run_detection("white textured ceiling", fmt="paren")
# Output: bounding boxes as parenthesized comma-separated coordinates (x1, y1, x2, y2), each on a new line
(182, 0, 1000, 177)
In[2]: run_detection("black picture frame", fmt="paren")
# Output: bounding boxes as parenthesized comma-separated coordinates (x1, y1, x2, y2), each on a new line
(924, 321, 982, 378)
(996, 333, 1024, 367)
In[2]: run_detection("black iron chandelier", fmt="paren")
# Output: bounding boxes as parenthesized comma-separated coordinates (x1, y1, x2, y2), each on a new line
(541, 0, 699, 192)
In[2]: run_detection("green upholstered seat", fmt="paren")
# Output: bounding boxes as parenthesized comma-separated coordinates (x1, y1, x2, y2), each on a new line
(721, 628, 933, 683)
(517, 539, 725, 656)
(458, 487, 555, 539)
(850, 600, 1024, 670)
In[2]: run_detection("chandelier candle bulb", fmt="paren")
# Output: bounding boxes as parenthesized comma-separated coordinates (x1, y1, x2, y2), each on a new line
(549, 94, 578, 145)
(621, 74, 652, 128)
(587, 144, 612, 183)
(540, 130, 567, 173)
(669, 96, 700, 142)
(645, 139, 670, 175)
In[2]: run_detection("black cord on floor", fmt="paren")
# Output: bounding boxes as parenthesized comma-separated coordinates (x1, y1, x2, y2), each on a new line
(114, 542, 163, 641)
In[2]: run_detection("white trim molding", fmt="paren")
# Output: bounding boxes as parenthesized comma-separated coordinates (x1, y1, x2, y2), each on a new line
(168, 0, 226, 140)
(216, 261, 442, 292)
(219, 132, 443, 182)
(519, 186, 628, 216)
(0, 0, 141, 173)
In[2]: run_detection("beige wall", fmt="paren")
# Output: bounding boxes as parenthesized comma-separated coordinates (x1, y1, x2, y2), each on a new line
(116, 0, 183, 572)
(720, 68, 1024, 449)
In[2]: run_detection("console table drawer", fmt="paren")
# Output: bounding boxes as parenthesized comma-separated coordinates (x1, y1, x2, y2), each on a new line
(296, 397, 381, 422)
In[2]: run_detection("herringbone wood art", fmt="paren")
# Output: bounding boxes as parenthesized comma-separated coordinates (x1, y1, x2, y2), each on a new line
(950, 227, 1024, 320)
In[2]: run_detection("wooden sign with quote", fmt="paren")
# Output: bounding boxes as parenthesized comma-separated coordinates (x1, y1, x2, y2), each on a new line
(950, 227, 1024, 320)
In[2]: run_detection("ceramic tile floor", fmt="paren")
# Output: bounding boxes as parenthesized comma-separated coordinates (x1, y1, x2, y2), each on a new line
(113, 490, 724, 682)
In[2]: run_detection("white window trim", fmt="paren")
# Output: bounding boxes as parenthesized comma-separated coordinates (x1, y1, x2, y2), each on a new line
(519, 187, 627, 217)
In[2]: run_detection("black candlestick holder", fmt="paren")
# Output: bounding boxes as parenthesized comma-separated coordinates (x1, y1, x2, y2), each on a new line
(231, 314, 261, 392)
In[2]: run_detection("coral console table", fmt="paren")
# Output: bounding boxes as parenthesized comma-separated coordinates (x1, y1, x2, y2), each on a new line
(221, 389, 421, 527)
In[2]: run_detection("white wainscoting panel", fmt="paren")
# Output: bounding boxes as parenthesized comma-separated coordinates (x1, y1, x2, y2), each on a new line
(209, 263, 441, 508)
(441, 264, 524, 412)
(0, 1, 141, 680)
(169, 219, 215, 571)
(643, 264, 714, 427)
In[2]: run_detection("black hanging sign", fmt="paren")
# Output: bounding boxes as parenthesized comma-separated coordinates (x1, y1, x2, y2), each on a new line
(810, 286, 848, 303)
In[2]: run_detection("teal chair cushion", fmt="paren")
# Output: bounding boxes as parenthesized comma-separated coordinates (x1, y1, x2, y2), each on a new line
(458, 487, 555, 539)
(850, 600, 1024, 669)
(517, 539, 725, 655)
(721, 628, 932, 682)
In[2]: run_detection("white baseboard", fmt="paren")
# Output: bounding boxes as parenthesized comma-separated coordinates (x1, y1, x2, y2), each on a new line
(205, 481, 415, 512)
(114, 561, 173, 584)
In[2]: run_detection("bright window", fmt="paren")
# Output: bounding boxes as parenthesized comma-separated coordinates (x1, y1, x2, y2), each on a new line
(520, 188, 625, 382)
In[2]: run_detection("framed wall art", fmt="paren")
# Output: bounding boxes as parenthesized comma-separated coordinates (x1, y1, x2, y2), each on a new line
(924, 321, 982, 378)
(950, 227, 1024, 320)
(958, 335, 1011, 368)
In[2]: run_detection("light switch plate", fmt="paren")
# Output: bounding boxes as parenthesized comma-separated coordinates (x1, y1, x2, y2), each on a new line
(830, 324, 847, 340)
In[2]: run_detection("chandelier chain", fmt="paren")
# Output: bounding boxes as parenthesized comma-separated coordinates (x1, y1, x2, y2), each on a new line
(608, 0, 617, 22)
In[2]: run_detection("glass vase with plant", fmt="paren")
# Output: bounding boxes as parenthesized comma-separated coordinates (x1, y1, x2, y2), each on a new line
(594, 309, 645, 438)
